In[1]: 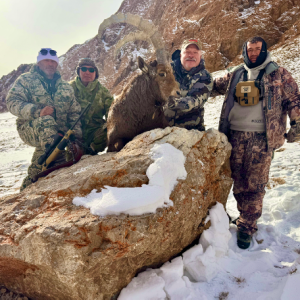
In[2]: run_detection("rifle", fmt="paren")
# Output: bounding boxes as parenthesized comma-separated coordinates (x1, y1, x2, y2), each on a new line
(32, 104, 91, 182)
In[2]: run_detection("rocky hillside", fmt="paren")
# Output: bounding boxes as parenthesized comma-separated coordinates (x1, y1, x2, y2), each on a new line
(0, 0, 299, 112)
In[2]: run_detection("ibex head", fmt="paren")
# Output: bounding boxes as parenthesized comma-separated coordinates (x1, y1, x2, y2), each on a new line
(137, 57, 179, 101)
(98, 13, 179, 100)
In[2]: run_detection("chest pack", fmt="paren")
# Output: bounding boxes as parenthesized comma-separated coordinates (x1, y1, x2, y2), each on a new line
(235, 69, 265, 106)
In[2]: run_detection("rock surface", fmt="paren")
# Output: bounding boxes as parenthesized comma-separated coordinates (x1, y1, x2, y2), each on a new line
(0, 127, 232, 300)
(1, 0, 300, 112)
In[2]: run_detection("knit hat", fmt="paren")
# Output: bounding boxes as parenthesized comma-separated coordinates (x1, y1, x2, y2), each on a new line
(181, 39, 202, 51)
(37, 48, 59, 64)
(76, 58, 99, 79)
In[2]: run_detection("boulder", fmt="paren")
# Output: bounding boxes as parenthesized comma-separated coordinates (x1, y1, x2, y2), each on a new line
(0, 127, 232, 300)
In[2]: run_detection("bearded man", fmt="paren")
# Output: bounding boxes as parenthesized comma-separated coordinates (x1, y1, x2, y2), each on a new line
(213, 36, 300, 249)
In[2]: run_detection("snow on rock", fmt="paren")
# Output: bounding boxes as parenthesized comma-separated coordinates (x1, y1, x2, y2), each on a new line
(0, 126, 232, 300)
(73, 143, 187, 216)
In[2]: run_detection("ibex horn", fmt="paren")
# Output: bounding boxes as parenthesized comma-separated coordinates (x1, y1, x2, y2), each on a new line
(98, 13, 168, 65)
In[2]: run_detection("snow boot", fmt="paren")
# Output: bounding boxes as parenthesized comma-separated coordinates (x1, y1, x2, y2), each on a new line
(237, 230, 252, 249)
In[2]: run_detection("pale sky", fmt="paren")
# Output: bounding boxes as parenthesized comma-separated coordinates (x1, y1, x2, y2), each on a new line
(0, 0, 124, 78)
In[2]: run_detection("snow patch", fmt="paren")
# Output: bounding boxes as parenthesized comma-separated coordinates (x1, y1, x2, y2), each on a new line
(73, 143, 187, 216)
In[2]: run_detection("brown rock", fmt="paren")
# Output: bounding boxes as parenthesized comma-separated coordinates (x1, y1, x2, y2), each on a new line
(0, 127, 232, 299)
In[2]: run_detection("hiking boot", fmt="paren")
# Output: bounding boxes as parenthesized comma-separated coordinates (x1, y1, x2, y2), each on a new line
(237, 230, 252, 249)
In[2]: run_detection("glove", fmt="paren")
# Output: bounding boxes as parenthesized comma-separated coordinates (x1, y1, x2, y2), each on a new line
(166, 96, 189, 111)
(286, 118, 300, 143)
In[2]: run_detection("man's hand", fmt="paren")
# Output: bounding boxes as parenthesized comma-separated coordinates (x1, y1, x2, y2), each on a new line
(286, 119, 300, 143)
(40, 106, 54, 117)
(167, 96, 190, 111)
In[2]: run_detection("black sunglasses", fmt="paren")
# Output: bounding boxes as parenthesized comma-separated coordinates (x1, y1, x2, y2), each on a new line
(40, 49, 57, 56)
(80, 67, 95, 73)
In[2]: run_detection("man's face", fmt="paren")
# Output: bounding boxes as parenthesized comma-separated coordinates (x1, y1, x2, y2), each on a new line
(180, 44, 201, 71)
(246, 41, 263, 63)
(37, 59, 58, 78)
(79, 65, 96, 84)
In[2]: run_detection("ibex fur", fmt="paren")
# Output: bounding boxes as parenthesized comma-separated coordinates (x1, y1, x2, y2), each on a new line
(107, 57, 178, 152)
(98, 13, 179, 152)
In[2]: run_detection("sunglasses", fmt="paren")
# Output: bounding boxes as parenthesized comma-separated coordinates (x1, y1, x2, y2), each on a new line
(80, 67, 95, 73)
(40, 49, 57, 56)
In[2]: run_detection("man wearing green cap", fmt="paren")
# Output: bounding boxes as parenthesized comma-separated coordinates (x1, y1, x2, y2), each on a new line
(70, 58, 114, 154)
(164, 39, 213, 131)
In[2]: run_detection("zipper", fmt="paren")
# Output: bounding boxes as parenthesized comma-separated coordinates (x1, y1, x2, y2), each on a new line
(263, 76, 269, 151)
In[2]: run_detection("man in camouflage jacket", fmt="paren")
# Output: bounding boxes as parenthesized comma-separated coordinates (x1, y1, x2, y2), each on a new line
(6, 48, 82, 191)
(69, 58, 114, 154)
(164, 39, 213, 131)
(213, 37, 300, 249)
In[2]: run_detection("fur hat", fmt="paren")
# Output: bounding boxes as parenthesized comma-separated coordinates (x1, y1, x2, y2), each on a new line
(76, 58, 99, 79)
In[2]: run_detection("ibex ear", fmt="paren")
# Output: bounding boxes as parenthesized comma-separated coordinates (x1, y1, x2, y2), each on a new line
(137, 56, 149, 74)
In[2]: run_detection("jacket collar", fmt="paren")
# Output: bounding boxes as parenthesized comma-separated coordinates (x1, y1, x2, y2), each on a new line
(75, 76, 99, 93)
(172, 57, 206, 82)
(30, 64, 61, 83)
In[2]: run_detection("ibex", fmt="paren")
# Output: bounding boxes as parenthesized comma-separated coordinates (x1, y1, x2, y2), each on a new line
(98, 13, 179, 152)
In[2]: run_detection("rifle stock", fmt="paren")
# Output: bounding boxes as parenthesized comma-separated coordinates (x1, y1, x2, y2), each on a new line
(38, 103, 91, 172)
(42, 129, 74, 171)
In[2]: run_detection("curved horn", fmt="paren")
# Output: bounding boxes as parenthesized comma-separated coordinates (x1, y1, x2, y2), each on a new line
(98, 13, 168, 64)
(114, 31, 151, 58)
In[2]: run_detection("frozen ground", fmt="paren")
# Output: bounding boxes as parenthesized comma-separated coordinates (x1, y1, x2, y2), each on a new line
(0, 113, 34, 196)
(1, 51, 300, 299)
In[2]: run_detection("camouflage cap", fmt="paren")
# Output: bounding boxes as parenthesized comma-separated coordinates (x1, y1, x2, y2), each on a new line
(77, 58, 99, 79)
(181, 39, 202, 51)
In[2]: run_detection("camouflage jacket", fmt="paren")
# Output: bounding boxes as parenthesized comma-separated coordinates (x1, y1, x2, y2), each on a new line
(164, 57, 213, 131)
(213, 62, 300, 151)
(6, 64, 82, 138)
(69, 77, 114, 144)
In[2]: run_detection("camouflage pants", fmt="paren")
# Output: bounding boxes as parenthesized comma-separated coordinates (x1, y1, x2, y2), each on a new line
(85, 125, 107, 154)
(18, 116, 58, 191)
(229, 130, 273, 235)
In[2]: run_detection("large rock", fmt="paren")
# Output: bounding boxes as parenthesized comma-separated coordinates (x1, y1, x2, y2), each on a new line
(0, 127, 232, 300)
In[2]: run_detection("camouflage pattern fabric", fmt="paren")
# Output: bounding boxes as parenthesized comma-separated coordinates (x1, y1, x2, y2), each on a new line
(6, 64, 82, 138)
(164, 58, 213, 131)
(19, 115, 64, 191)
(229, 130, 273, 235)
(69, 77, 113, 153)
(213, 60, 300, 236)
(6, 64, 82, 190)
(18, 115, 58, 149)
(214, 63, 300, 150)
(90, 124, 108, 153)
(20, 147, 44, 191)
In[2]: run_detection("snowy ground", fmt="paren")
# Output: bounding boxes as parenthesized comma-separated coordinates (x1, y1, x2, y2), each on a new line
(1, 61, 300, 299)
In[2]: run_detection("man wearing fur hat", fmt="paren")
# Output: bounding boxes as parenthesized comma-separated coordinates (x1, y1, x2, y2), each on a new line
(69, 58, 114, 154)
(164, 39, 213, 131)
(213, 36, 300, 249)
(6, 48, 82, 191)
